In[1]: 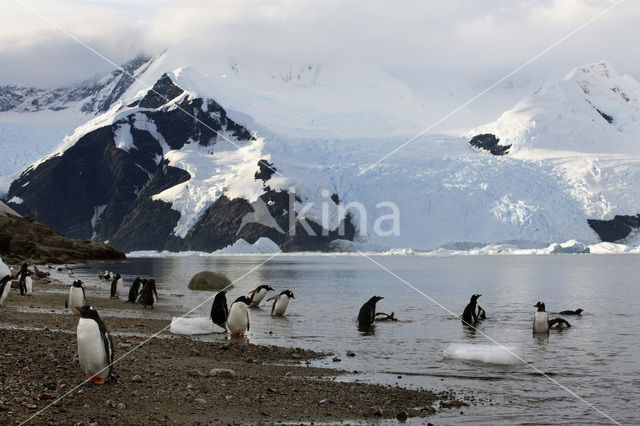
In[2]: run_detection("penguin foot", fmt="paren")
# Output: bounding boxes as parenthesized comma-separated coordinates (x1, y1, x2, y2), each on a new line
(89, 376, 105, 385)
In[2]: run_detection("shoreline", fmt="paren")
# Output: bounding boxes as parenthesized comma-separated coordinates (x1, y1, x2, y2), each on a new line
(0, 273, 470, 424)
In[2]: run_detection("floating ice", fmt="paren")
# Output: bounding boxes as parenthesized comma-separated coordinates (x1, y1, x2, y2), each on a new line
(0, 255, 10, 277)
(443, 343, 523, 365)
(170, 316, 220, 335)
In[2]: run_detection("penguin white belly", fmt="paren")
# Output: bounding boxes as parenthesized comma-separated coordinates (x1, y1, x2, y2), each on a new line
(115, 278, 123, 298)
(227, 304, 249, 335)
(533, 312, 549, 333)
(272, 296, 290, 316)
(25, 276, 32, 295)
(77, 319, 109, 378)
(0, 283, 11, 304)
(251, 289, 267, 306)
(68, 288, 85, 314)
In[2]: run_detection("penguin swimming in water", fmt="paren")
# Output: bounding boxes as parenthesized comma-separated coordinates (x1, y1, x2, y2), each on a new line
(374, 312, 398, 321)
(0, 275, 12, 306)
(110, 273, 122, 299)
(227, 296, 251, 336)
(127, 277, 142, 303)
(76, 306, 114, 384)
(357, 296, 384, 329)
(66, 280, 87, 314)
(461, 294, 485, 326)
(267, 290, 295, 317)
(210, 290, 229, 331)
(248, 284, 275, 308)
(559, 308, 583, 315)
(533, 302, 571, 333)
(137, 278, 158, 308)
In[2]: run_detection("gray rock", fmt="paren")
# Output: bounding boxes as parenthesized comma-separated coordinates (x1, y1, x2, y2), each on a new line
(187, 271, 231, 291)
(194, 398, 207, 404)
(368, 405, 383, 416)
(396, 411, 408, 422)
(209, 368, 236, 378)
(105, 399, 117, 409)
(131, 374, 143, 383)
(116, 403, 126, 410)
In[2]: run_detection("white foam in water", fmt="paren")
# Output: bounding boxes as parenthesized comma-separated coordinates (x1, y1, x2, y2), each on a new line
(170, 316, 220, 335)
(443, 343, 523, 365)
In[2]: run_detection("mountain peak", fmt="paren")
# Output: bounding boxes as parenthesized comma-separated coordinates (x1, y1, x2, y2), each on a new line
(136, 73, 185, 109)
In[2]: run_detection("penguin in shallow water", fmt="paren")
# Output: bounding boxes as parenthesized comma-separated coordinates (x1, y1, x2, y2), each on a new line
(0, 275, 12, 306)
(110, 273, 122, 299)
(127, 277, 142, 303)
(357, 296, 384, 329)
(461, 294, 484, 326)
(248, 284, 275, 308)
(76, 305, 114, 384)
(268, 290, 295, 317)
(559, 308, 583, 316)
(533, 302, 571, 333)
(227, 296, 251, 336)
(137, 279, 158, 308)
(66, 280, 87, 313)
(210, 290, 229, 330)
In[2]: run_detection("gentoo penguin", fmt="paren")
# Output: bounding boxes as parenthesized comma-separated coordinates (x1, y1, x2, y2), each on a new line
(268, 290, 295, 317)
(137, 278, 158, 308)
(533, 302, 571, 333)
(110, 273, 122, 299)
(559, 308, 583, 315)
(0, 275, 12, 306)
(17, 263, 29, 296)
(357, 296, 384, 329)
(24, 270, 33, 296)
(248, 284, 275, 308)
(461, 294, 483, 326)
(210, 291, 229, 330)
(76, 306, 114, 384)
(374, 312, 398, 321)
(66, 280, 87, 314)
(227, 296, 251, 336)
(127, 277, 142, 303)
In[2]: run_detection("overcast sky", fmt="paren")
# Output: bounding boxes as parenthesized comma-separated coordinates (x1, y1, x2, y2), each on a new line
(1, 0, 638, 89)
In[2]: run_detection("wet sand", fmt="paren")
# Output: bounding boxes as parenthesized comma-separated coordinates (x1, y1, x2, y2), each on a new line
(0, 273, 470, 424)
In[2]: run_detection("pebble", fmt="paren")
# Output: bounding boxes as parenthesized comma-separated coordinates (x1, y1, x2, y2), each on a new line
(346, 351, 356, 357)
(332, 357, 341, 362)
(189, 369, 205, 377)
(194, 398, 207, 404)
(38, 393, 54, 400)
(131, 374, 143, 383)
(190, 349, 201, 356)
(395, 411, 409, 422)
(368, 405, 383, 416)
(209, 368, 236, 378)
(117, 403, 126, 410)
(105, 400, 117, 409)
(225, 395, 233, 401)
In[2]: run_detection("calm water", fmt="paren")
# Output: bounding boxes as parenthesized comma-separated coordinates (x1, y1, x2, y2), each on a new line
(65, 254, 639, 425)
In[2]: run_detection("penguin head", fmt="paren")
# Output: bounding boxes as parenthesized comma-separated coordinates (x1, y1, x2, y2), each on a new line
(470, 294, 481, 302)
(76, 305, 100, 319)
(266, 285, 275, 292)
(115, 273, 121, 279)
(534, 301, 546, 312)
(72, 280, 84, 288)
(282, 290, 295, 299)
(368, 296, 384, 305)
(233, 296, 251, 305)
(575, 308, 583, 315)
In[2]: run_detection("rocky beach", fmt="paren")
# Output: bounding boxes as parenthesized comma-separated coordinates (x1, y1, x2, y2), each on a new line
(0, 271, 470, 424)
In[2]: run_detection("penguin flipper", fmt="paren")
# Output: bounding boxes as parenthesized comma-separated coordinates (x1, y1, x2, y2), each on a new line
(246, 310, 250, 331)
(270, 298, 277, 316)
(549, 318, 571, 329)
(266, 295, 277, 302)
(65, 299, 69, 309)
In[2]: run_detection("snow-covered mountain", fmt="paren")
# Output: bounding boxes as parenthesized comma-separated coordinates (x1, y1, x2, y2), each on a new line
(4, 57, 640, 252)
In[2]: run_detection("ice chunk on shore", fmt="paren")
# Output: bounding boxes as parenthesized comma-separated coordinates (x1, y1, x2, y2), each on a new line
(0, 255, 10, 277)
(443, 343, 522, 365)
(170, 316, 221, 335)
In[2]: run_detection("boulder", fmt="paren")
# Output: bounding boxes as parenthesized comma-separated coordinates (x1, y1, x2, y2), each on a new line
(188, 271, 231, 291)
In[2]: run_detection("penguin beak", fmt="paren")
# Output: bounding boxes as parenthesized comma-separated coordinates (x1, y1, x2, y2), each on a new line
(75, 307, 82, 312)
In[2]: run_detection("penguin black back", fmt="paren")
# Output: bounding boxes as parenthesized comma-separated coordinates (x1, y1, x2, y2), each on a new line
(110, 273, 121, 298)
(139, 279, 158, 308)
(461, 294, 481, 326)
(559, 308, 583, 315)
(210, 291, 229, 329)
(357, 296, 384, 329)
(128, 277, 142, 303)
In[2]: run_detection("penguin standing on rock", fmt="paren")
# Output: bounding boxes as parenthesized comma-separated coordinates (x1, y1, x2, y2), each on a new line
(210, 290, 229, 331)
(0, 275, 12, 306)
(76, 306, 114, 384)
(137, 279, 158, 308)
(533, 302, 571, 333)
(248, 285, 275, 308)
(66, 280, 87, 313)
(461, 294, 485, 326)
(268, 290, 295, 317)
(127, 277, 142, 303)
(110, 273, 122, 299)
(227, 296, 251, 337)
(357, 296, 384, 329)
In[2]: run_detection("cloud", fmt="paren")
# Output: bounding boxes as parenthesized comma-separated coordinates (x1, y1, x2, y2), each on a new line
(1, 0, 639, 89)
